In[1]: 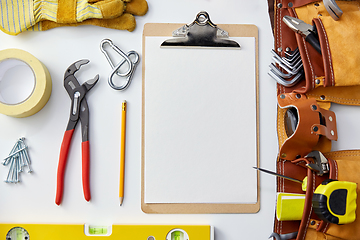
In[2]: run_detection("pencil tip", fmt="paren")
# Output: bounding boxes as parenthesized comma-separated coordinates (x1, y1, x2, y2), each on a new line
(119, 197, 123, 206)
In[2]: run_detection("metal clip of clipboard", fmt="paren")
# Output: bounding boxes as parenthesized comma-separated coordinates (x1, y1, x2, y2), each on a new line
(161, 11, 241, 49)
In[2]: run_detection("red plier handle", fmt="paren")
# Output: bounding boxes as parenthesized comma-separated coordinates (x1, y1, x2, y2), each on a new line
(55, 129, 91, 205)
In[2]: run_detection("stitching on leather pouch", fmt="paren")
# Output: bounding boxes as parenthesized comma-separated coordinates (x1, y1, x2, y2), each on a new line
(326, 151, 360, 157)
(334, 160, 338, 180)
(292, 8, 316, 90)
(323, 222, 330, 233)
(301, 35, 316, 90)
(317, 19, 334, 86)
(278, 109, 286, 147)
(306, 94, 360, 105)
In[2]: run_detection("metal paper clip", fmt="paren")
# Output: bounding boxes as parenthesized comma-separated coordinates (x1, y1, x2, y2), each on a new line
(100, 39, 139, 90)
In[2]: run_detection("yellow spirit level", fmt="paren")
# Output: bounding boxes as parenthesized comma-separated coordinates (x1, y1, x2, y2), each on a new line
(0, 224, 213, 240)
(312, 180, 357, 224)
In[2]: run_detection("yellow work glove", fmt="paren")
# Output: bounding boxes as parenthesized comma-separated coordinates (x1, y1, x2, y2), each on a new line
(26, 0, 148, 33)
(0, 0, 128, 35)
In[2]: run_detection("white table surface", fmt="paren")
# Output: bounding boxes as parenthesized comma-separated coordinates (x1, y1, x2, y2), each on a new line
(0, 1, 279, 239)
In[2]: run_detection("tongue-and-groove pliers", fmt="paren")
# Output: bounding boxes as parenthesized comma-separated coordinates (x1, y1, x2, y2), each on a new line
(55, 59, 99, 205)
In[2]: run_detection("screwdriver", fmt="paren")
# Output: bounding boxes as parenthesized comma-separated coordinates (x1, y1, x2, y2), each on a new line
(253, 167, 307, 191)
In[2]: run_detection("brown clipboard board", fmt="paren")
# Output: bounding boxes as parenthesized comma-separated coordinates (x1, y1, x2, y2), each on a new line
(141, 14, 259, 214)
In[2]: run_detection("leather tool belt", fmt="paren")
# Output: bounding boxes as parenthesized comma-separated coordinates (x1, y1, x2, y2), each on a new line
(268, 1, 360, 239)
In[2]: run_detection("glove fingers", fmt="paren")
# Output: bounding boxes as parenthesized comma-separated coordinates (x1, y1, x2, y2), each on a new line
(39, 13, 136, 32)
(125, 0, 148, 16)
(94, 0, 126, 19)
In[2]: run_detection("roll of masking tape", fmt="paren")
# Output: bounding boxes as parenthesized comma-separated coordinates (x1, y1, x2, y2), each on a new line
(0, 49, 52, 118)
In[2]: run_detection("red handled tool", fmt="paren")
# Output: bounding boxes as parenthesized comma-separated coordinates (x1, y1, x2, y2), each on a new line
(55, 60, 99, 205)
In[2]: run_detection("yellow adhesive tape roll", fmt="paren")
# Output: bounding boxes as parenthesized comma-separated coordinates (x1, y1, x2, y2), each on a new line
(0, 49, 52, 118)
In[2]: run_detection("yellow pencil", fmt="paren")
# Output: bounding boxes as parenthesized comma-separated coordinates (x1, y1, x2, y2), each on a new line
(119, 100, 127, 206)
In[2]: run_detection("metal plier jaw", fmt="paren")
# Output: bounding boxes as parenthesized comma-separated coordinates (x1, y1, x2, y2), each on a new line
(64, 60, 99, 124)
(305, 151, 329, 176)
(283, 16, 313, 38)
(283, 16, 322, 54)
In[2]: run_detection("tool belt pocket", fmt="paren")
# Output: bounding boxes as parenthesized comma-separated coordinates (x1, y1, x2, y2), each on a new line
(275, 151, 360, 240)
(304, 151, 360, 240)
(291, 1, 360, 92)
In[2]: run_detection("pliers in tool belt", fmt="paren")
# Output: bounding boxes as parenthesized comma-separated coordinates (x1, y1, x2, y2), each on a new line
(283, 16, 321, 54)
(55, 60, 99, 205)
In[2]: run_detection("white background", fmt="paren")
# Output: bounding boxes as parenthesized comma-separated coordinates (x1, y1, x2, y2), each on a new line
(0, 1, 279, 240)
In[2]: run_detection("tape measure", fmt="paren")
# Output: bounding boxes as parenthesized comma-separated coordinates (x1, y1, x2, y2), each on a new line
(312, 179, 357, 224)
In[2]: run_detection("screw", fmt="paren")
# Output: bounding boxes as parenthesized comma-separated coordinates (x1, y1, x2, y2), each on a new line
(3, 137, 33, 183)
(3, 146, 27, 162)
(5, 158, 15, 183)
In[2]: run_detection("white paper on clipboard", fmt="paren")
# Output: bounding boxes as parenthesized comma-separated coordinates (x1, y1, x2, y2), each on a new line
(143, 36, 257, 204)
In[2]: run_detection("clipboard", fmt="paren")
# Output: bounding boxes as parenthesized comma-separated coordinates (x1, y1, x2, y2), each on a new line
(141, 12, 259, 214)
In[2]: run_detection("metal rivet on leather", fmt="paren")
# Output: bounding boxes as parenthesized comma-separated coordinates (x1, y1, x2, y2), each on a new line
(288, 2, 293, 7)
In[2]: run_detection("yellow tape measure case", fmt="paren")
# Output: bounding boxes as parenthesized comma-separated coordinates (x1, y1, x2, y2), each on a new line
(312, 180, 357, 225)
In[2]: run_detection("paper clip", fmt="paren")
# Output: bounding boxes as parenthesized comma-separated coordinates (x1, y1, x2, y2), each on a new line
(100, 39, 140, 91)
